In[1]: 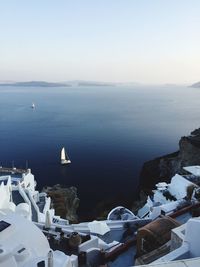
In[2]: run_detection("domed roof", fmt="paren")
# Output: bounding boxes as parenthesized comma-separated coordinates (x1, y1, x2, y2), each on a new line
(136, 216, 180, 256)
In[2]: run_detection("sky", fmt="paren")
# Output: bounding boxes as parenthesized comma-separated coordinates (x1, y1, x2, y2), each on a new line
(0, 0, 200, 84)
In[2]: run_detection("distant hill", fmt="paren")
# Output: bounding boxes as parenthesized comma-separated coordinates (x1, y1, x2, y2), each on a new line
(66, 80, 141, 87)
(78, 81, 116, 86)
(0, 81, 70, 87)
(191, 82, 200, 88)
(0, 80, 142, 87)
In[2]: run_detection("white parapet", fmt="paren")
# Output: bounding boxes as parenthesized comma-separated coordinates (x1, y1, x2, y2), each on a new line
(185, 217, 200, 257)
(134, 257, 200, 267)
(168, 174, 195, 200)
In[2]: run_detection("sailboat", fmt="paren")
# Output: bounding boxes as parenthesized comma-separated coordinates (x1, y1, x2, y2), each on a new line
(61, 147, 71, 165)
(31, 103, 35, 109)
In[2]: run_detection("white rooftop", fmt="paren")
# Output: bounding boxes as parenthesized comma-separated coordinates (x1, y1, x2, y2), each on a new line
(135, 257, 200, 267)
(168, 174, 195, 200)
(160, 201, 180, 213)
(0, 210, 50, 266)
(183, 166, 200, 176)
(156, 182, 168, 188)
(0, 211, 78, 267)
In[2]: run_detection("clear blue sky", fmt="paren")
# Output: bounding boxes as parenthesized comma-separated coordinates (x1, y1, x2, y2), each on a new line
(0, 0, 200, 84)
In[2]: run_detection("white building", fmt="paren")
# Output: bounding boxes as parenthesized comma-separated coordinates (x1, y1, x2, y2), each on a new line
(0, 210, 77, 267)
(0, 168, 66, 224)
(138, 168, 198, 220)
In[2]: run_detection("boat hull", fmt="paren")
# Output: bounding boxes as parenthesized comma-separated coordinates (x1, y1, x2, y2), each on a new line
(61, 159, 71, 165)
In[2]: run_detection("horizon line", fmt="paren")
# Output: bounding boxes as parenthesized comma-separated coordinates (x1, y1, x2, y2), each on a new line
(0, 79, 193, 86)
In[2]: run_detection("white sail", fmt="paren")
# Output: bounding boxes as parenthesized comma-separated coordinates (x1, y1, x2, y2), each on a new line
(61, 147, 66, 161)
(61, 147, 71, 164)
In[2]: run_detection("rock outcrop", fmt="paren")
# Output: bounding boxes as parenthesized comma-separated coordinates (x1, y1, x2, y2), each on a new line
(139, 128, 200, 192)
(43, 185, 80, 223)
(191, 81, 200, 88)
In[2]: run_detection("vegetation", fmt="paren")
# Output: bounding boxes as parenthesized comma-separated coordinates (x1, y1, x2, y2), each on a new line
(163, 190, 177, 201)
(186, 184, 196, 200)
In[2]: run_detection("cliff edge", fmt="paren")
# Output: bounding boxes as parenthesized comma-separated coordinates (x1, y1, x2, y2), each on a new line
(139, 128, 200, 192)
(43, 185, 80, 223)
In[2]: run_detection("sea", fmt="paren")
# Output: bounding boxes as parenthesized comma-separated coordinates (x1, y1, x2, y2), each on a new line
(0, 85, 200, 219)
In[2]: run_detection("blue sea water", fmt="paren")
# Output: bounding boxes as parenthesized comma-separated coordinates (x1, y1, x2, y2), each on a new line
(0, 85, 200, 218)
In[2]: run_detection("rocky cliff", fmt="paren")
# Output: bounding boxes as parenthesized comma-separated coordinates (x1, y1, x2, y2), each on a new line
(139, 128, 200, 192)
(43, 185, 80, 223)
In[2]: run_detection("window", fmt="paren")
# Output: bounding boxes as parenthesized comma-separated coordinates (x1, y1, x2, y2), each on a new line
(37, 261, 45, 267)
(18, 247, 26, 254)
(0, 221, 10, 232)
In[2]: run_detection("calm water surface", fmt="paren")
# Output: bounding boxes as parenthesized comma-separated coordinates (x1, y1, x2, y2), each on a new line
(0, 85, 200, 218)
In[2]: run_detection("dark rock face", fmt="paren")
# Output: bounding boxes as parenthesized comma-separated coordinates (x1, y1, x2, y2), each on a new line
(43, 185, 80, 223)
(139, 128, 200, 192)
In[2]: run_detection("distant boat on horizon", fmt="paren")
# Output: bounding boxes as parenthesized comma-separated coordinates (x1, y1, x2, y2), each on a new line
(61, 147, 71, 165)
(31, 103, 35, 109)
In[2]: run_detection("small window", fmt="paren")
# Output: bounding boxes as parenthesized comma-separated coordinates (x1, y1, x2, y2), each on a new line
(0, 221, 11, 232)
(18, 247, 26, 254)
(55, 226, 62, 232)
(161, 210, 166, 215)
(37, 261, 45, 267)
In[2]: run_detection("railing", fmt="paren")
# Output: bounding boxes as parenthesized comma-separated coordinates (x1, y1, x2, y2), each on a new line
(25, 190, 40, 222)
(0, 167, 27, 174)
(18, 184, 32, 220)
